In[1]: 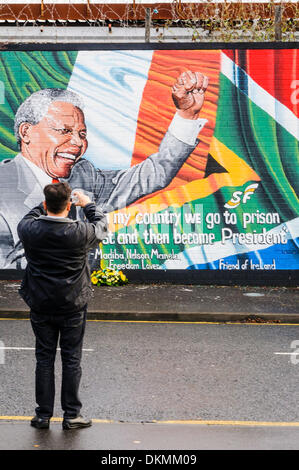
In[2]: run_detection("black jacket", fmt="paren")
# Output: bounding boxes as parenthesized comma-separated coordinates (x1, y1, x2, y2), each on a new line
(17, 202, 108, 315)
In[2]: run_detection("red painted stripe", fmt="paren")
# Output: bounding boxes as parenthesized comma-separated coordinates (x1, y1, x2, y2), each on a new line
(222, 49, 299, 118)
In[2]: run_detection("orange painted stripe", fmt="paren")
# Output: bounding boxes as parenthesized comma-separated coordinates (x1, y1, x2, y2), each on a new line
(131, 49, 221, 194)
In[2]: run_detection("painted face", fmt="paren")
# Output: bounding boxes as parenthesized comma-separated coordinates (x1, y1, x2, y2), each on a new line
(21, 101, 88, 178)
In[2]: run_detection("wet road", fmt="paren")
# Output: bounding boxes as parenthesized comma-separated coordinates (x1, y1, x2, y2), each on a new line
(1, 318, 299, 449)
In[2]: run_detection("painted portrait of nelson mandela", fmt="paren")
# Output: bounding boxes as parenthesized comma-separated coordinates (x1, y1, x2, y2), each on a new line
(0, 70, 209, 269)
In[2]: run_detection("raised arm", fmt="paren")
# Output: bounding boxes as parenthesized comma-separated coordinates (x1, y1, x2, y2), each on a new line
(67, 70, 209, 212)
(72, 190, 108, 248)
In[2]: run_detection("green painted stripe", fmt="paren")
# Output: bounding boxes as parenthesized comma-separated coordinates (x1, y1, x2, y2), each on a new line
(0, 50, 78, 161)
(214, 72, 299, 220)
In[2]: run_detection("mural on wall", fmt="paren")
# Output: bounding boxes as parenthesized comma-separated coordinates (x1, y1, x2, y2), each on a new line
(0, 48, 298, 272)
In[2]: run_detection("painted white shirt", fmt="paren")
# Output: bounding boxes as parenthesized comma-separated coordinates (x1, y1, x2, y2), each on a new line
(22, 156, 52, 189)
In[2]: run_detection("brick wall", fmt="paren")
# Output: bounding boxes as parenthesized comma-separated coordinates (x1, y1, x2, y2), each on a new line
(0, 44, 297, 284)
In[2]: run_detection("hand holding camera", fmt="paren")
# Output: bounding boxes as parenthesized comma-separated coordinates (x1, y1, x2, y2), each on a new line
(71, 189, 91, 208)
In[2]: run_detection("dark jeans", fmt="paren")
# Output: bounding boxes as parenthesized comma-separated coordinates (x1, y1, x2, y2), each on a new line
(30, 308, 87, 420)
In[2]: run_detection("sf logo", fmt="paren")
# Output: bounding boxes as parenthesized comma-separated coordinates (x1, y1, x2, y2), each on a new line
(224, 183, 259, 209)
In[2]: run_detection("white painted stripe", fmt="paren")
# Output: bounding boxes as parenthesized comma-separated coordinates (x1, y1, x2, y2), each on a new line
(274, 352, 299, 355)
(163, 217, 299, 269)
(221, 52, 299, 140)
(67, 50, 153, 170)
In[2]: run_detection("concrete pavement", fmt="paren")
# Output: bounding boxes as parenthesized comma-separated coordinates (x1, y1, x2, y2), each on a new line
(1, 282, 299, 452)
(1, 419, 299, 450)
(0, 280, 297, 323)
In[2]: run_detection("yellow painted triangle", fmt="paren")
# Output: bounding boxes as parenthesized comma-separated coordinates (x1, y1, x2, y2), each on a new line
(208, 136, 261, 186)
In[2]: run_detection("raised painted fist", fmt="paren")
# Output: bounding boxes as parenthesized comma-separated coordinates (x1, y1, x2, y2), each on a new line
(172, 71, 209, 120)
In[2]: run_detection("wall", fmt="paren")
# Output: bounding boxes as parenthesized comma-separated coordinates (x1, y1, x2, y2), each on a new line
(0, 44, 298, 284)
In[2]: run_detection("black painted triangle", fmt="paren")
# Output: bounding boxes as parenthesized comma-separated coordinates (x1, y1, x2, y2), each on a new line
(205, 153, 228, 178)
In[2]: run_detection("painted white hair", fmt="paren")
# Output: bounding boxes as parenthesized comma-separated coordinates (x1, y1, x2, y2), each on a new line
(14, 88, 84, 146)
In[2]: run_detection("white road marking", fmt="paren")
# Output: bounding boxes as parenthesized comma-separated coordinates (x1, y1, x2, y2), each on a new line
(0, 347, 94, 351)
(274, 352, 299, 355)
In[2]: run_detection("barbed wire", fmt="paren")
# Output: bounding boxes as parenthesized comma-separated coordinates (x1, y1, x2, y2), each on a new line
(0, 1, 297, 42)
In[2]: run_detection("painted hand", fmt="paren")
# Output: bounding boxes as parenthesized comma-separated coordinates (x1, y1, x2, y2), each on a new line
(172, 71, 209, 120)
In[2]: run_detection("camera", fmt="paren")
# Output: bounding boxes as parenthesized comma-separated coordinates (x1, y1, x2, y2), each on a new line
(71, 189, 80, 204)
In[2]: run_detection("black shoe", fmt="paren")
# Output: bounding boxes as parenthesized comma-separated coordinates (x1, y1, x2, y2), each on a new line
(62, 415, 92, 430)
(31, 416, 50, 429)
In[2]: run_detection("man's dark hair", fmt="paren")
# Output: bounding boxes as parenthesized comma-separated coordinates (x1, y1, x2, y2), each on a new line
(44, 182, 72, 214)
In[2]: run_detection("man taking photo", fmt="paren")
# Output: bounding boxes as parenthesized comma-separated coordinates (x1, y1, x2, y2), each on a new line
(17, 182, 108, 430)
(1, 70, 208, 269)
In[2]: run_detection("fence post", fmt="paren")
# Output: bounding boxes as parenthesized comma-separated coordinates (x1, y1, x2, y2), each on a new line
(274, 5, 282, 41)
(145, 8, 151, 43)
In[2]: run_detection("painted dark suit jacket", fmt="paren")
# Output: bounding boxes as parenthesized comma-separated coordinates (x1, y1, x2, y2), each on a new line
(0, 131, 197, 269)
